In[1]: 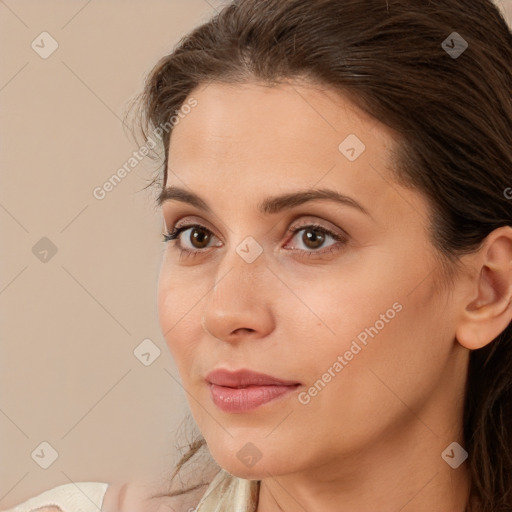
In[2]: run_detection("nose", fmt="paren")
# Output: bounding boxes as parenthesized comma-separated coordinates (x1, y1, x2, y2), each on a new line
(201, 249, 275, 343)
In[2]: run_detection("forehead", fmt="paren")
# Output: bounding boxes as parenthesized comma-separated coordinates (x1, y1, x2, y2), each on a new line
(165, 81, 427, 226)
(168, 80, 391, 169)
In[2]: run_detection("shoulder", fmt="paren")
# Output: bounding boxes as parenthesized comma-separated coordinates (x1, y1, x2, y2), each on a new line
(107, 465, 227, 512)
(102, 479, 210, 512)
(26, 509, 61, 512)
(1, 482, 108, 512)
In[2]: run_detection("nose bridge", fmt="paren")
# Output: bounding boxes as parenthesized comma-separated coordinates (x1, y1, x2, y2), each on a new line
(209, 241, 266, 306)
(201, 240, 273, 339)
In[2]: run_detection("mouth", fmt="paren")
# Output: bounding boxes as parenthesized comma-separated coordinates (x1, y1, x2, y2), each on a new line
(205, 368, 301, 413)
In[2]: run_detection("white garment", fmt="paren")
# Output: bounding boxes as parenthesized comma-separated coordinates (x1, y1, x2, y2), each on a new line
(3, 470, 258, 512)
(195, 469, 258, 511)
(3, 482, 108, 512)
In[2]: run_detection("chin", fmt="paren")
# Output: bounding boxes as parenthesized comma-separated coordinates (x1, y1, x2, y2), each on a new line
(217, 460, 269, 481)
(207, 442, 291, 481)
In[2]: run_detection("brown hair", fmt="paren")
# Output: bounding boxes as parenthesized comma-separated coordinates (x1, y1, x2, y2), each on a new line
(132, 1, 512, 510)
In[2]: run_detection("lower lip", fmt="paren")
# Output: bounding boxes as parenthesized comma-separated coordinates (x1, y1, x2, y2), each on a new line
(209, 383, 300, 413)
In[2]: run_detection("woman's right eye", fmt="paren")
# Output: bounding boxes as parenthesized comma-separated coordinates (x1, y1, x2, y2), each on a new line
(162, 224, 220, 258)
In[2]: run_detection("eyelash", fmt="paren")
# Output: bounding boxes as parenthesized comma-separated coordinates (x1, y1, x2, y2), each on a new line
(162, 221, 348, 260)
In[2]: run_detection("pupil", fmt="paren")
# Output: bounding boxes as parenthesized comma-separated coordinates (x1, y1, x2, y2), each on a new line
(305, 229, 324, 248)
(192, 228, 210, 248)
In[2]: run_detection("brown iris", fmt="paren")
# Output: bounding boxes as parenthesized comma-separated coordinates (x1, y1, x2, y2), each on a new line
(302, 228, 326, 249)
(189, 227, 212, 249)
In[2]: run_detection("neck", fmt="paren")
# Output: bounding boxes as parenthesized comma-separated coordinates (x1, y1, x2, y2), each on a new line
(256, 415, 470, 512)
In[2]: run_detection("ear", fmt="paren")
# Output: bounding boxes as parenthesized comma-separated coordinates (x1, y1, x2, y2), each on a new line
(455, 226, 512, 350)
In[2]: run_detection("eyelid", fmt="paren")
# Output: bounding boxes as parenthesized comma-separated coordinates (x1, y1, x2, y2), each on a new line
(285, 216, 348, 238)
(166, 214, 221, 238)
(164, 213, 348, 238)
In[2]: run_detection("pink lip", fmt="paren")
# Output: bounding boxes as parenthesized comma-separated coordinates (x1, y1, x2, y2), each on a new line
(206, 368, 300, 387)
(205, 369, 301, 413)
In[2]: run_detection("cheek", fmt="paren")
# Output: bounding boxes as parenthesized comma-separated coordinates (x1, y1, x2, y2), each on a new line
(157, 267, 203, 368)
(286, 248, 449, 395)
(326, 277, 449, 408)
(291, 295, 449, 458)
(275, 252, 408, 348)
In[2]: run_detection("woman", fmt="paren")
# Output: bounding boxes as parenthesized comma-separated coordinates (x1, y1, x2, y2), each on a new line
(5, 0, 512, 511)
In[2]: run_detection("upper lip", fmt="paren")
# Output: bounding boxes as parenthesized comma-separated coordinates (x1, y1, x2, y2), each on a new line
(205, 368, 301, 388)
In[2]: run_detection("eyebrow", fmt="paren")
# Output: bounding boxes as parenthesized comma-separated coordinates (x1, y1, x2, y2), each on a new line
(157, 185, 371, 216)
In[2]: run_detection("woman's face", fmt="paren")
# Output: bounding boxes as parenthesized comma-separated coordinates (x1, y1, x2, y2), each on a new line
(157, 81, 469, 480)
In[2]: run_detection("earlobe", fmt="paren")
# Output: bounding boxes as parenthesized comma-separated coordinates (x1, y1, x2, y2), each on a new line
(455, 227, 512, 351)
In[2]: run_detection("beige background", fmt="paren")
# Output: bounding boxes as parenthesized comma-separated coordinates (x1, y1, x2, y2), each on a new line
(1, 0, 511, 508)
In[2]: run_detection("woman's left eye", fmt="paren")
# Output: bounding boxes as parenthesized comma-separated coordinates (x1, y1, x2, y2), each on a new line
(288, 224, 348, 256)
(162, 222, 348, 259)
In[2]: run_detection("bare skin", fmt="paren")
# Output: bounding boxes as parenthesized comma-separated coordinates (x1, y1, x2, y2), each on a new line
(156, 79, 512, 512)
(100, 480, 206, 512)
